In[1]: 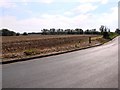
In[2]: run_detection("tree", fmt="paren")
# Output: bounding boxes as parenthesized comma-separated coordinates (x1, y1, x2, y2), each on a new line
(41, 29, 49, 35)
(50, 28, 56, 35)
(115, 28, 120, 34)
(65, 29, 72, 34)
(0, 29, 16, 36)
(16, 33, 20, 36)
(84, 29, 91, 34)
(99, 25, 105, 34)
(99, 25, 110, 39)
(57, 29, 64, 34)
(103, 31, 109, 39)
(108, 29, 110, 33)
(75, 28, 83, 34)
(22, 32, 28, 35)
(42, 29, 48, 35)
(91, 29, 100, 35)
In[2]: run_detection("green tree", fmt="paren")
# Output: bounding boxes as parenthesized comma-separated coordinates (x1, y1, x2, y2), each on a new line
(0, 29, 16, 36)
(50, 28, 56, 35)
(22, 32, 28, 35)
(99, 25, 110, 39)
(75, 28, 83, 34)
(99, 25, 105, 34)
(84, 29, 91, 34)
(16, 33, 20, 36)
(115, 28, 120, 34)
(41, 29, 49, 35)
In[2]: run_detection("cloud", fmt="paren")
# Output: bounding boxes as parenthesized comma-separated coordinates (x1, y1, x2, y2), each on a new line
(0, 0, 118, 33)
(2, 0, 109, 4)
(49, 0, 109, 4)
(0, 0, 16, 8)
(98, 7, 118, 29)
(72, 3, 98, 14)
(0, 0, 54, 7)
(0, 16, 19, 32)
(64, 12, 74, 16)
(39, 0, 54, 4)
(77, 0, 108, 4)
(63, 3, 98, 17)
(100, 0, 108, 4)
(17, 0, 54, 4)
(1, 5, 118, 33)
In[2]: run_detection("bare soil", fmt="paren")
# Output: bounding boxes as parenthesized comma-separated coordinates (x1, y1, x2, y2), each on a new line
(1, 35, 103, 61)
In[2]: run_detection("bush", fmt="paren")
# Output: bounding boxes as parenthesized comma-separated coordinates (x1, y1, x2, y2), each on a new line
(109, 32, 119, 39)
(24, 49, 36, 56)
(1, 29, 16, 36)
(16, 33, 20, 36)
(103, 32, 110, 39)
(22, 32, 28, 35)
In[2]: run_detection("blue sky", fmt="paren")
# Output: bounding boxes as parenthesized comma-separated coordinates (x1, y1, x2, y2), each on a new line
(0, 0, 119, 33)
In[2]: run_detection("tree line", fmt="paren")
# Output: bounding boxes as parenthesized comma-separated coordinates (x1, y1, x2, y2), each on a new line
(41, 28, 100, 35)
(0, 29, 28, 36)
(0, 25, 120, 39)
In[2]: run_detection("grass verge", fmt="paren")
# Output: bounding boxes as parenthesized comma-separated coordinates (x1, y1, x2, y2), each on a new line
(109, 32, 119, 39)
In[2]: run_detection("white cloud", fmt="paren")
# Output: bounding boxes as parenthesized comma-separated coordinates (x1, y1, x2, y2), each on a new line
(98, 7, 118, 29)
(3, 0, 109, 4)
(16, 0, 54, 4)
(0, 0, 118, 33)
(63, 11, 73, 16)
(0, 0, 16, 8)
(0, 16, 19, 32)
(0, 0, 54, 7)
(39, 0, 54, 4)
(77, 0, 108, 4)
(54, 0, 109, 4)
(72, 3, 98, 14)
(100, 0, 108, 4)
(63, 3, 98, 17)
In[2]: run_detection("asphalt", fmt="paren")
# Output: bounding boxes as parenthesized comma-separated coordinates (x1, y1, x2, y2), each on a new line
(2, 37, 119, 88)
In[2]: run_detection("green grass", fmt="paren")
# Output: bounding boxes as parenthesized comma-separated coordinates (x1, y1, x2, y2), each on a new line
(109, 32, 119, 39)
(24, 49, 37, 56)
(96, 32, 119, 44)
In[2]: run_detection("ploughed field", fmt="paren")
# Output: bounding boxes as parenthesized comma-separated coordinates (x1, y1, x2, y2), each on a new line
(2, 35, 103, 61)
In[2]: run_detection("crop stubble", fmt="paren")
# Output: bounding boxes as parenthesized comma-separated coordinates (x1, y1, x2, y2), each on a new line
(2, 35, 100, 59)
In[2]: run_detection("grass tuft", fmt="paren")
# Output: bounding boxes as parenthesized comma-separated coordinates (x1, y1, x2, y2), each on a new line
(24, 49, 37, 56)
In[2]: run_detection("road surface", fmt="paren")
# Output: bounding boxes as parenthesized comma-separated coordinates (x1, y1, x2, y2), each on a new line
(2, 37, 119, 88)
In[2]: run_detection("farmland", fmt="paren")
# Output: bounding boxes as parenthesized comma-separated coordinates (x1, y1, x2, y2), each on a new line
(2, 35, 105, 61)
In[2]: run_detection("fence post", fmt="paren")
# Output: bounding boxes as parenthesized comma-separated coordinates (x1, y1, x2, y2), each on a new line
(89, 37, 91, 44)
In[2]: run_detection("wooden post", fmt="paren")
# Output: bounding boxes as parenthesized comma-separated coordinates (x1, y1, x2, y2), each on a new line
(89, 37, 91, 44)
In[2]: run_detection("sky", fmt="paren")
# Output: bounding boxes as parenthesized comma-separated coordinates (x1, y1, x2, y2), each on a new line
(0, 0, 119, 33)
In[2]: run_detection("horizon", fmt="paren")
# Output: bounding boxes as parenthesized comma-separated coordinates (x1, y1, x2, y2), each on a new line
(0, 0, 119, 33)
(0, 27, 117, 34)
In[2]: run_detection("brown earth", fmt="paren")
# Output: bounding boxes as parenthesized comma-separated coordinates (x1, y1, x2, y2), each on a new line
(1, 35, 103, 61)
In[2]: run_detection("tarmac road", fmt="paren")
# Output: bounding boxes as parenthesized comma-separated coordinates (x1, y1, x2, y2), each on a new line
(2, 37, 119, 88)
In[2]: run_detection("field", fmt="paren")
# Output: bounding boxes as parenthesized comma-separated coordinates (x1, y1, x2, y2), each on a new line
(2, 35, 103, 61)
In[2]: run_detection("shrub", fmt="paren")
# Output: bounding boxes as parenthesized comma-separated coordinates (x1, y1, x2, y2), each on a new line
(24, 49, 36, 56)
(22, 32, 28, 35)
(1, 29, 16, 36)
(16, 33, 20, 36)
(103, 32, 110, 39)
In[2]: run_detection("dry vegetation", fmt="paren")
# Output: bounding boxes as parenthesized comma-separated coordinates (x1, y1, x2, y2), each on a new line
(2, 35, 103, 61)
